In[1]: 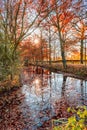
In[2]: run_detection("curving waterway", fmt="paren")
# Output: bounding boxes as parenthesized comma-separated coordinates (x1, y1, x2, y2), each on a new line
(0, 66, 87, 130)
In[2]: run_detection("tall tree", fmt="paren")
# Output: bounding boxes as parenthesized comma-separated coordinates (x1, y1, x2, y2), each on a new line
(38, 0, 82, 68)
(0, 0, 45, 79)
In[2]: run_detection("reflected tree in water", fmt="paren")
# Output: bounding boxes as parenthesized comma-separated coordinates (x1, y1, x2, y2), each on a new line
(80, 80, 87, 106)
(61, 75, 67, 97)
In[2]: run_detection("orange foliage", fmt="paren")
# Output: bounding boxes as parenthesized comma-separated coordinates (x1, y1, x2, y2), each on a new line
(20, 36, 49, 61)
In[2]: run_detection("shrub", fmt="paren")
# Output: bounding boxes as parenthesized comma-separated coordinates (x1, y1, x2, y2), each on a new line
(53, 106, 87, 130)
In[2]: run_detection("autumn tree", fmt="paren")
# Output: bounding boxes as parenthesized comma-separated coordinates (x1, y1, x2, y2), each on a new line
(72, 21, 86, 64)
(20, 35, 49, 65)
(38, 28, 52, 65)
(0, 0, 46, 79)
(70, 0, 87, 64)
(37, 0, 82, 68)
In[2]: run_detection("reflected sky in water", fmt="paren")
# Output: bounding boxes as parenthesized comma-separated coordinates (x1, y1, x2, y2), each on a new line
(20, 66, 87, 129)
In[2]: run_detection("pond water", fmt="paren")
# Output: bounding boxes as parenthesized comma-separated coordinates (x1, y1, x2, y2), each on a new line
(0, 66, 87, 130)
(20, 66, 87, 129)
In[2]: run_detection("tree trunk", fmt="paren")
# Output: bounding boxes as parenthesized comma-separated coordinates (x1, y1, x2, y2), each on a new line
(59, 32, 66, 69)
(48, 35, 51, 65)
(61, 45, 66, 69)
(40, 31, 43, 65)
(57, 20, 66, 69)
(80, 39, 83, 64)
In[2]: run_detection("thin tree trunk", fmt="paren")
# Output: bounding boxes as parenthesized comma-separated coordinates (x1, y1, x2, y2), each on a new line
(48, 28, 51, 65)
(80, 39, 83, 64)
(40, 30, 43, 65)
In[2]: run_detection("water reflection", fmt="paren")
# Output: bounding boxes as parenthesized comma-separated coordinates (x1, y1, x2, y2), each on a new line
(80, 80, 87, 105)
(61, 75, 67, 97)
(21, 66, 87, 129)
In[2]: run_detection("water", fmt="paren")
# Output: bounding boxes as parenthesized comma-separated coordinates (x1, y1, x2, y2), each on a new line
(0, 66, 87, 130)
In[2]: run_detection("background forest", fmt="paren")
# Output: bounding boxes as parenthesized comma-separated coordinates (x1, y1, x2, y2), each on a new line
(0, 0, 87, 82)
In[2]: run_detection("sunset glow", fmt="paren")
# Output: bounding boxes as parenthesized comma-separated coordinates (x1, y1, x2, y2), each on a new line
(34, 38, 39, 44)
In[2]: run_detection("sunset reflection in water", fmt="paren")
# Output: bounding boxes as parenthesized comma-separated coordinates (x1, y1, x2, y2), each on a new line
(33, 77, 42, 95)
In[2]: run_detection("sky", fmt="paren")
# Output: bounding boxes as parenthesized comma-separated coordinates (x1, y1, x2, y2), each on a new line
(83, 0, 87, 10)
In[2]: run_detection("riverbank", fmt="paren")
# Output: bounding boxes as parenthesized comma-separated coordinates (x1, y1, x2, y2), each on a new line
(0, 63, 87, 94)
(29, 63, 87, 80)
(0, 75, 21, 94)
(0, 65, 87, 130)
